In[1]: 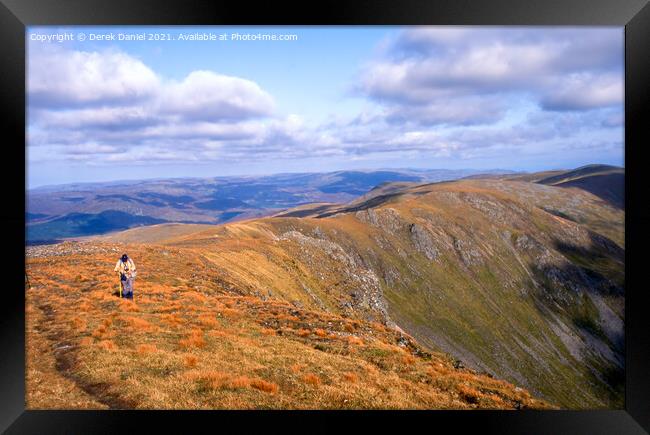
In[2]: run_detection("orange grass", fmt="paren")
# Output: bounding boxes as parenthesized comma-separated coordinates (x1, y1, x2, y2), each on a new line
(184, 354, 199, 368)
(136, 344, 157, 355)
(347, 336, 364, 346)
(98, 340, 116, 351)
(25, 235, 554, 410)
(250, 379, 279, 393)
(179, 329, 206, 349)
(343, 372, 358, 383)
(302, 373, 321, 386)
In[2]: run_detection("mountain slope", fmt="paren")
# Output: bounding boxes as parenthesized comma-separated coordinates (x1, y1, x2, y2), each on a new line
(503, 165, 624, 209)
(26, 176, 624, 409)
(26, 242, 549, 410)
(535, 165, 624, 209)
(535, 164, 621, 185)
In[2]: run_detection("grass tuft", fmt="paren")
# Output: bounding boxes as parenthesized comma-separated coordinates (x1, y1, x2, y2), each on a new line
(98, 340, 116, 351)
(347, 336, 364, 346)
(343, 372, 358, 383)
(250, 378, 279, 394)
(179, 329, 206, 349)
(184, 354, 199, 368)
(303, 373, 321, 386)
(136, 344, 157, 355)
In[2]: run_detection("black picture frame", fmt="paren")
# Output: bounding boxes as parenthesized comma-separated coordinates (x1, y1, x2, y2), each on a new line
(2, 0, 649, 433)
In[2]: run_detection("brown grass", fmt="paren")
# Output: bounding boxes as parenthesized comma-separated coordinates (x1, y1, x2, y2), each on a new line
(78, 301, 92, 311)
(25, 234, 554, 410)
(250, 379, 279, 394)
(343, 372, 358, 383)
(185, 370, 229, 389)
(120, 315, 157, 332)
(197, 313, 219, 328)
(184, 354, 199, 368)
(162, 313, 183, 327)
(402, 354, 416, 365)
(179, 329, 206, 349)
(91, 325, 107, 339)
(347, 336, 364, 346)
(275, 313, 300, 322)
(119, 300, 139, 312)
(458, 385, 482, 405)
(297, 328, 311, 337)
(158, 302, 182, 313)
(136, 344, 157, 355)
(71, 316, 87, 332)
(184, 291, 207, 304)
(226, 376, 251, 390)
(303, 373, 321, 386)
(98, 340, 116, 351)
(220, 307, 242, 319)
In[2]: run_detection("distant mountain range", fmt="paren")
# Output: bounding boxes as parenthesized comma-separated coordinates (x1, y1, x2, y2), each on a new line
(26, 168, 513, 244)
(26, 165, 623, 244)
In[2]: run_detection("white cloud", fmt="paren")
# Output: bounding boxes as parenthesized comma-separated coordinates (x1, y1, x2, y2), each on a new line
(28, 45, 160, 107)
(384, 97, 505, 126)
(159, 70, 275, 121)
(357, 27, 623, 120)
(28, 46, 284, 164)
(33, 106, 156, 129)
(540, 73, 623, 111)
(27, 28, 624, 171)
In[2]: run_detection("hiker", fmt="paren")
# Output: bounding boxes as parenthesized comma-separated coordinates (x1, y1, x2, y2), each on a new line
(114, 253, 137, 299)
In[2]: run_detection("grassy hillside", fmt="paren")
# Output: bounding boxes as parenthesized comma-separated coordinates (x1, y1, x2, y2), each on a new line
(26, 242, 548, 410)
(535, 165, 624, 209)
(26, 177, 624, 409)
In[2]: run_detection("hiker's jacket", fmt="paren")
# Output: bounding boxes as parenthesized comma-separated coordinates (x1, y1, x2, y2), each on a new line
(114, 258, 136, 278)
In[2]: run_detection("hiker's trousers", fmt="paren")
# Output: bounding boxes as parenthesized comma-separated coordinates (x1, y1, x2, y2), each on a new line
(122, 277, 134, 299)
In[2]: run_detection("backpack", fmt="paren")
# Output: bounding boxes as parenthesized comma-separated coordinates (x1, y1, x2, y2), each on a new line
(122, 259, 137, 278)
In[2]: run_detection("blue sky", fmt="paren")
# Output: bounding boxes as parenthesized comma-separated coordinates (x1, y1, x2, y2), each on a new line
(27, 26, 624, 188)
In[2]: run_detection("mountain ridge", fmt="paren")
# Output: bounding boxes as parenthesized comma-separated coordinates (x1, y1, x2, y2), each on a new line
(26, 169, 519, 243)
(26, 170, 624, 409)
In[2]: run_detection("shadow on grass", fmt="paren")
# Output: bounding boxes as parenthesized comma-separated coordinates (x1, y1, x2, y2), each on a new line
(523, 231, 625, 407)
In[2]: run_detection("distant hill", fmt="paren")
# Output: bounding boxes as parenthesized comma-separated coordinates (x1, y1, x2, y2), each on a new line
(80, 223, 218, 244)
(26, 210, 167, 244)
(536, 164, 621, 185)
(26, 166, 623, 243)
(535, 165, 624, 209)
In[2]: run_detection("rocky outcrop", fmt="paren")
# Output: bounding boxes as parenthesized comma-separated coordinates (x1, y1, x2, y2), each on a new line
(355, 208, 403, 235)
(409, 224, 439, 261)
(453, 238, 483, 267)
(280, 229, 388, 323)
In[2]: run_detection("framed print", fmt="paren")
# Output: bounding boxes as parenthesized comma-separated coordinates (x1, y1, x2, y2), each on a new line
(2, 0, 649, 433)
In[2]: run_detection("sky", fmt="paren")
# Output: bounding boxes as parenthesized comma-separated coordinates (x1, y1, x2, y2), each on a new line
(26, 26, 624, 188)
